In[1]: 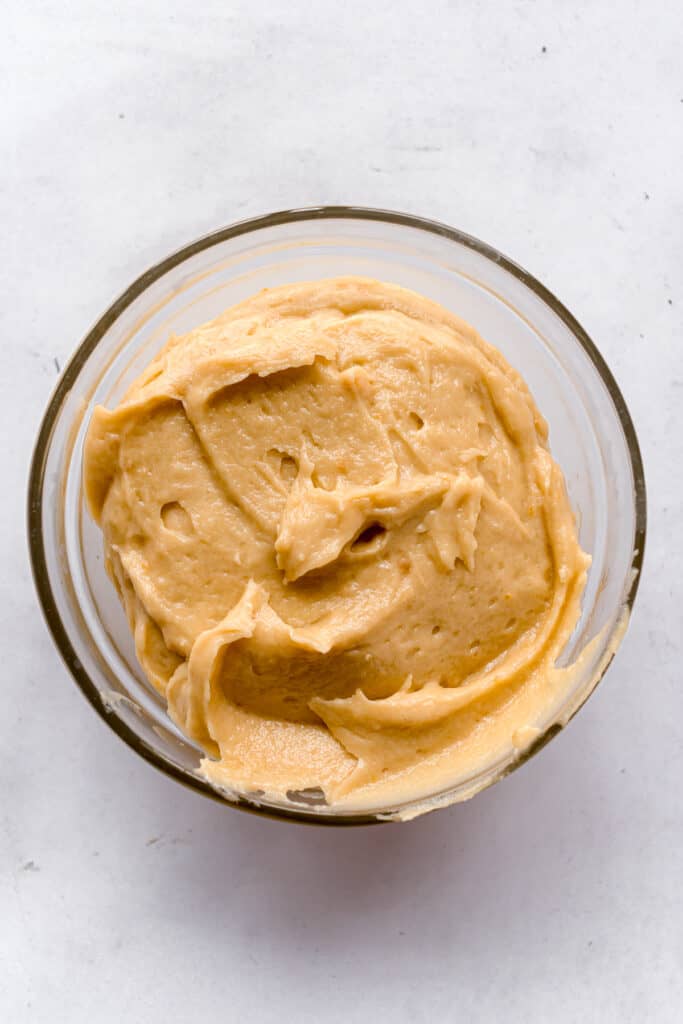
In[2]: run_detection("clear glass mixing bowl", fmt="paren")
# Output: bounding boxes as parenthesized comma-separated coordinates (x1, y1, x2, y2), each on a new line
(28, 207, 646, 825)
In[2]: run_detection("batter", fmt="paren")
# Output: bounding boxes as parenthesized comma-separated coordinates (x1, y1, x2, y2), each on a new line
(84, 278, 590, 811)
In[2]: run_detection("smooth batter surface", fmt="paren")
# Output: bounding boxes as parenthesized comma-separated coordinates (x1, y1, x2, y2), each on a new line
(84, 278, 590, 811)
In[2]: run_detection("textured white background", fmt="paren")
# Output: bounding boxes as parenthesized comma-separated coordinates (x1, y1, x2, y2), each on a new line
(3, 2, 682, 1021)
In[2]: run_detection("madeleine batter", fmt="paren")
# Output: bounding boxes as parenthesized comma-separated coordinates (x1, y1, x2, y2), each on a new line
(84, 278, 590, 811)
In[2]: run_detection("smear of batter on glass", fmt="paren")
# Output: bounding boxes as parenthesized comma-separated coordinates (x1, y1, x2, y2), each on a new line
(84, 278, 590, 812)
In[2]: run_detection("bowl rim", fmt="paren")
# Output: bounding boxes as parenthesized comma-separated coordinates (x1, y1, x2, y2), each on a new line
(27, 205, 647, 826)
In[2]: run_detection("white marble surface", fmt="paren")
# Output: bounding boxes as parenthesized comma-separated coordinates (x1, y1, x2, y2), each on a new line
(3, 1, 681, 1020)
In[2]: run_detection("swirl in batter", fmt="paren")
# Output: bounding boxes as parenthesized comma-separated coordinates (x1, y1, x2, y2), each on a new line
(84, 278, 589, 810)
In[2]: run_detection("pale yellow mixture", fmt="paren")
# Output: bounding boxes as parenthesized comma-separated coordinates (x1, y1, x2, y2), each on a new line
(84, 278, 590, 811)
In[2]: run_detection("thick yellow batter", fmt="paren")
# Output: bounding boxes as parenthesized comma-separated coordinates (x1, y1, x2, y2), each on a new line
(84, 278, 589, 811)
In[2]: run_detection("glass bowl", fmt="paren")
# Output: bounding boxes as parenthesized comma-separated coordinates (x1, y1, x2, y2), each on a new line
(28, 207, 646, 825)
